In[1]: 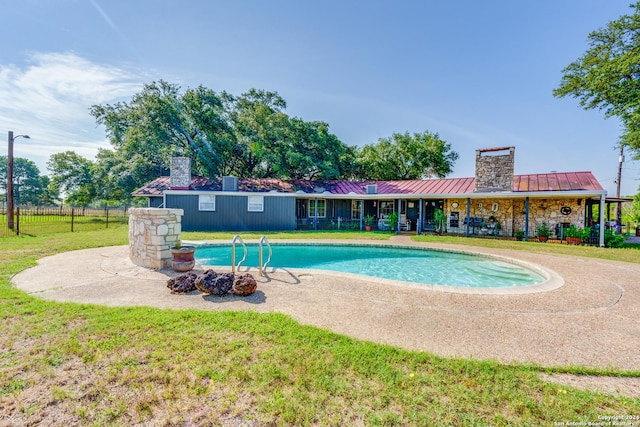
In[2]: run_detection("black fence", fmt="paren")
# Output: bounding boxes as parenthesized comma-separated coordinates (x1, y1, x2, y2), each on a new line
(0, 206, 129, 237)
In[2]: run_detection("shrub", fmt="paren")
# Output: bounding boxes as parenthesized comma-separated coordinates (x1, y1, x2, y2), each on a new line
(604, 230, 629, 248)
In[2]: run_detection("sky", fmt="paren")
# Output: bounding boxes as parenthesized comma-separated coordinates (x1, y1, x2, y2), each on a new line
(1, 0, 639, 197)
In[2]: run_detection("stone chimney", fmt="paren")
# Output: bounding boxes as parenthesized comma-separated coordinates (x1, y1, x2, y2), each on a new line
(222, 176, 238, 192)
(474, 146, 515, 192)
(170, 157, 191, 190)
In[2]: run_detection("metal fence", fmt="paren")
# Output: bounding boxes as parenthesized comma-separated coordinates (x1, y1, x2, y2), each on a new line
(0, 206, 129, 237)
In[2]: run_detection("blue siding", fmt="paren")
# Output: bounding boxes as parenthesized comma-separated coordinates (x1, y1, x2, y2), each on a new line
(166, 194, 296, 231)
(148, 196, 164, 208)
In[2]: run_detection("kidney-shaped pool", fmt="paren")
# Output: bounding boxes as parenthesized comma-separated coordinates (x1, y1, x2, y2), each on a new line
(195, 243, 549, 289)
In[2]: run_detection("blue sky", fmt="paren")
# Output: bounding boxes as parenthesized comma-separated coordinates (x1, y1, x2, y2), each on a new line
(1, 0, 639, 196)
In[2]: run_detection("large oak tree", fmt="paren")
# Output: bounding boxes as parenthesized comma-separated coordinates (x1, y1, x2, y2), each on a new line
(44, 81, 462, 204)
(356, 131, 458, 181)
(553, 2, 640, 155)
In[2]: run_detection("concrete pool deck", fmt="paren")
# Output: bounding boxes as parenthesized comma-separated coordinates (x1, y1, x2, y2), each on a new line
(11, 236, 640, 372)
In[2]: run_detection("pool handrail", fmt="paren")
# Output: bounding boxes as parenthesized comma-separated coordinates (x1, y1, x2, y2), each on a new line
(259, 235, 272, 276)
(231, 235, 247, 273)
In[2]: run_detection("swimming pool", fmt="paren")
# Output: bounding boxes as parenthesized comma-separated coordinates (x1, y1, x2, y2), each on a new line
(194, 243, 546, 288)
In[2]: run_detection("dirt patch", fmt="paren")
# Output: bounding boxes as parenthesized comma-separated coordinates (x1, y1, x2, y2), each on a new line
(540, 373, 640, 398)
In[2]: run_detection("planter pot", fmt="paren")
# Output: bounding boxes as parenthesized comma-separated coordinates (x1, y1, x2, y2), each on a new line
(538, 236, 548, 243)
(566, 237, 581, 245)
(171, 246, 196, 272)
(365, 225, 372, 231)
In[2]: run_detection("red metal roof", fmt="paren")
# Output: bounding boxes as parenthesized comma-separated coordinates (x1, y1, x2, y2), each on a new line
(132, 172, 603, 197)
(513, 172, 603, 192)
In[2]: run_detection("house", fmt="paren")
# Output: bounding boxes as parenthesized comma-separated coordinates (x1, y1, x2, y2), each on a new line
(132, 147, 609, 245)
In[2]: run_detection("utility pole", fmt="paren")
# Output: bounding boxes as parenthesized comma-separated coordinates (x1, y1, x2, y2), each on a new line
(7, 131, 14, 230)
(7, 131, 30, 230)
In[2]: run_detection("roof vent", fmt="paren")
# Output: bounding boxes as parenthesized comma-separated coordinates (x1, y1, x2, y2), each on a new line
(222, 176, 238, 192)
(366, 184, 378, 194)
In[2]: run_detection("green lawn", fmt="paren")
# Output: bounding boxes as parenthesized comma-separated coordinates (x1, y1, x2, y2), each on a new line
(411, 233, 640, 264)
(1, 227, 638, 425)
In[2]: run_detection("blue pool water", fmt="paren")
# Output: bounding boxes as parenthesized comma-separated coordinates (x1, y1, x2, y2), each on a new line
(195, 244, 545, 288)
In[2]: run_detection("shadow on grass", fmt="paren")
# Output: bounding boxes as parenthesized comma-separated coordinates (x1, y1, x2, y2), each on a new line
(202, 290, 266, 304)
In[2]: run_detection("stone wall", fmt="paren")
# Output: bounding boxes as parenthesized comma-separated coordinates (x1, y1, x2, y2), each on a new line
(475, 147, 515, 191)
(129, 208, 183, 269)
(444, 197, 586, 238)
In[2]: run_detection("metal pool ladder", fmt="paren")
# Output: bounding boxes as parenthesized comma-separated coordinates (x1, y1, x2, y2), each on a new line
(231, 235, 247, 273)
(259, 235, 272, 276)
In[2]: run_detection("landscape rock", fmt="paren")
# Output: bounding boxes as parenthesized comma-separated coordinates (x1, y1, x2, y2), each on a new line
(166, 271, 198, 293)
(195, 269, 235, 295)
(232, 273, 258, 296)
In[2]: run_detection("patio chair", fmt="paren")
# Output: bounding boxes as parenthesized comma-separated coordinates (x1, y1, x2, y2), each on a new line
(400, 214, 411, 231)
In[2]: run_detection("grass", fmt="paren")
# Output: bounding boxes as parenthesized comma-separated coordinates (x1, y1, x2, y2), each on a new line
(183, 229, 394, 241)
(412, 233, 640, 264)
(0, 211, 128, 237)
(1, 227, 639, 425)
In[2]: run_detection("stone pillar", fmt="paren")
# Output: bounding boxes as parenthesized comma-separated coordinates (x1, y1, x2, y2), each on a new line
(128, 208, 184, 269)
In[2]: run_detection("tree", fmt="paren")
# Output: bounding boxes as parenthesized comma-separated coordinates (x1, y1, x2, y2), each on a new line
(91, 83, 358, 190)
(553, 2, 640, 154)
(223, 89, 290, 177)
(0, 156, 48, 205)
(90, 80, 234, 183)
(92, 148, 159, 204)
(47, 151, 96, 206)
(270, 118, 357, 180)
(355, 131, 458, 181)
(623, 191, 640, 226)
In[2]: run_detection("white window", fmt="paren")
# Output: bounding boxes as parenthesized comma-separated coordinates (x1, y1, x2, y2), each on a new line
(198, 195, 216, 211)
(379, 200, 395, 217)
(351, 200, 361, 220)
(308, 199, 326, 217)
(247, 195, 264, 212)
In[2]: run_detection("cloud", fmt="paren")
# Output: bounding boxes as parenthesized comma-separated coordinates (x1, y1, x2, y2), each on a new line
(0, 51, 145, 174)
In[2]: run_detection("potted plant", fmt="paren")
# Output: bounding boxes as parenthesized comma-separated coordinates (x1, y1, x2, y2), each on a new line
(171, 240, 196, 272)
(433, 208, 446, 235)
(386, 212, 399, 232)
(514, 229, 525, 241)
(536, 223, 550, 242)
(564, 225, 581, 245)
(363, 215, 375, 231)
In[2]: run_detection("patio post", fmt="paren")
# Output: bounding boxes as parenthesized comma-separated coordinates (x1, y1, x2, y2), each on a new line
(397, 198, 402, 233)
(465, 198, 471, 237)
(599, 194, 606, 247)
(418, 198, 423, 234)
(314, 197, 318, 231)
(525, 197, 530, 241)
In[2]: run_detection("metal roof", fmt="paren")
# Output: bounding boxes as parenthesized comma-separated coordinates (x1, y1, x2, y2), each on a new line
(132, 172, 604, 197)
(513, 172, 603, 192)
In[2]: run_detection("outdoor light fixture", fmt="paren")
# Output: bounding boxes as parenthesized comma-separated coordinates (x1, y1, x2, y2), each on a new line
(7, 131, 30, 230)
